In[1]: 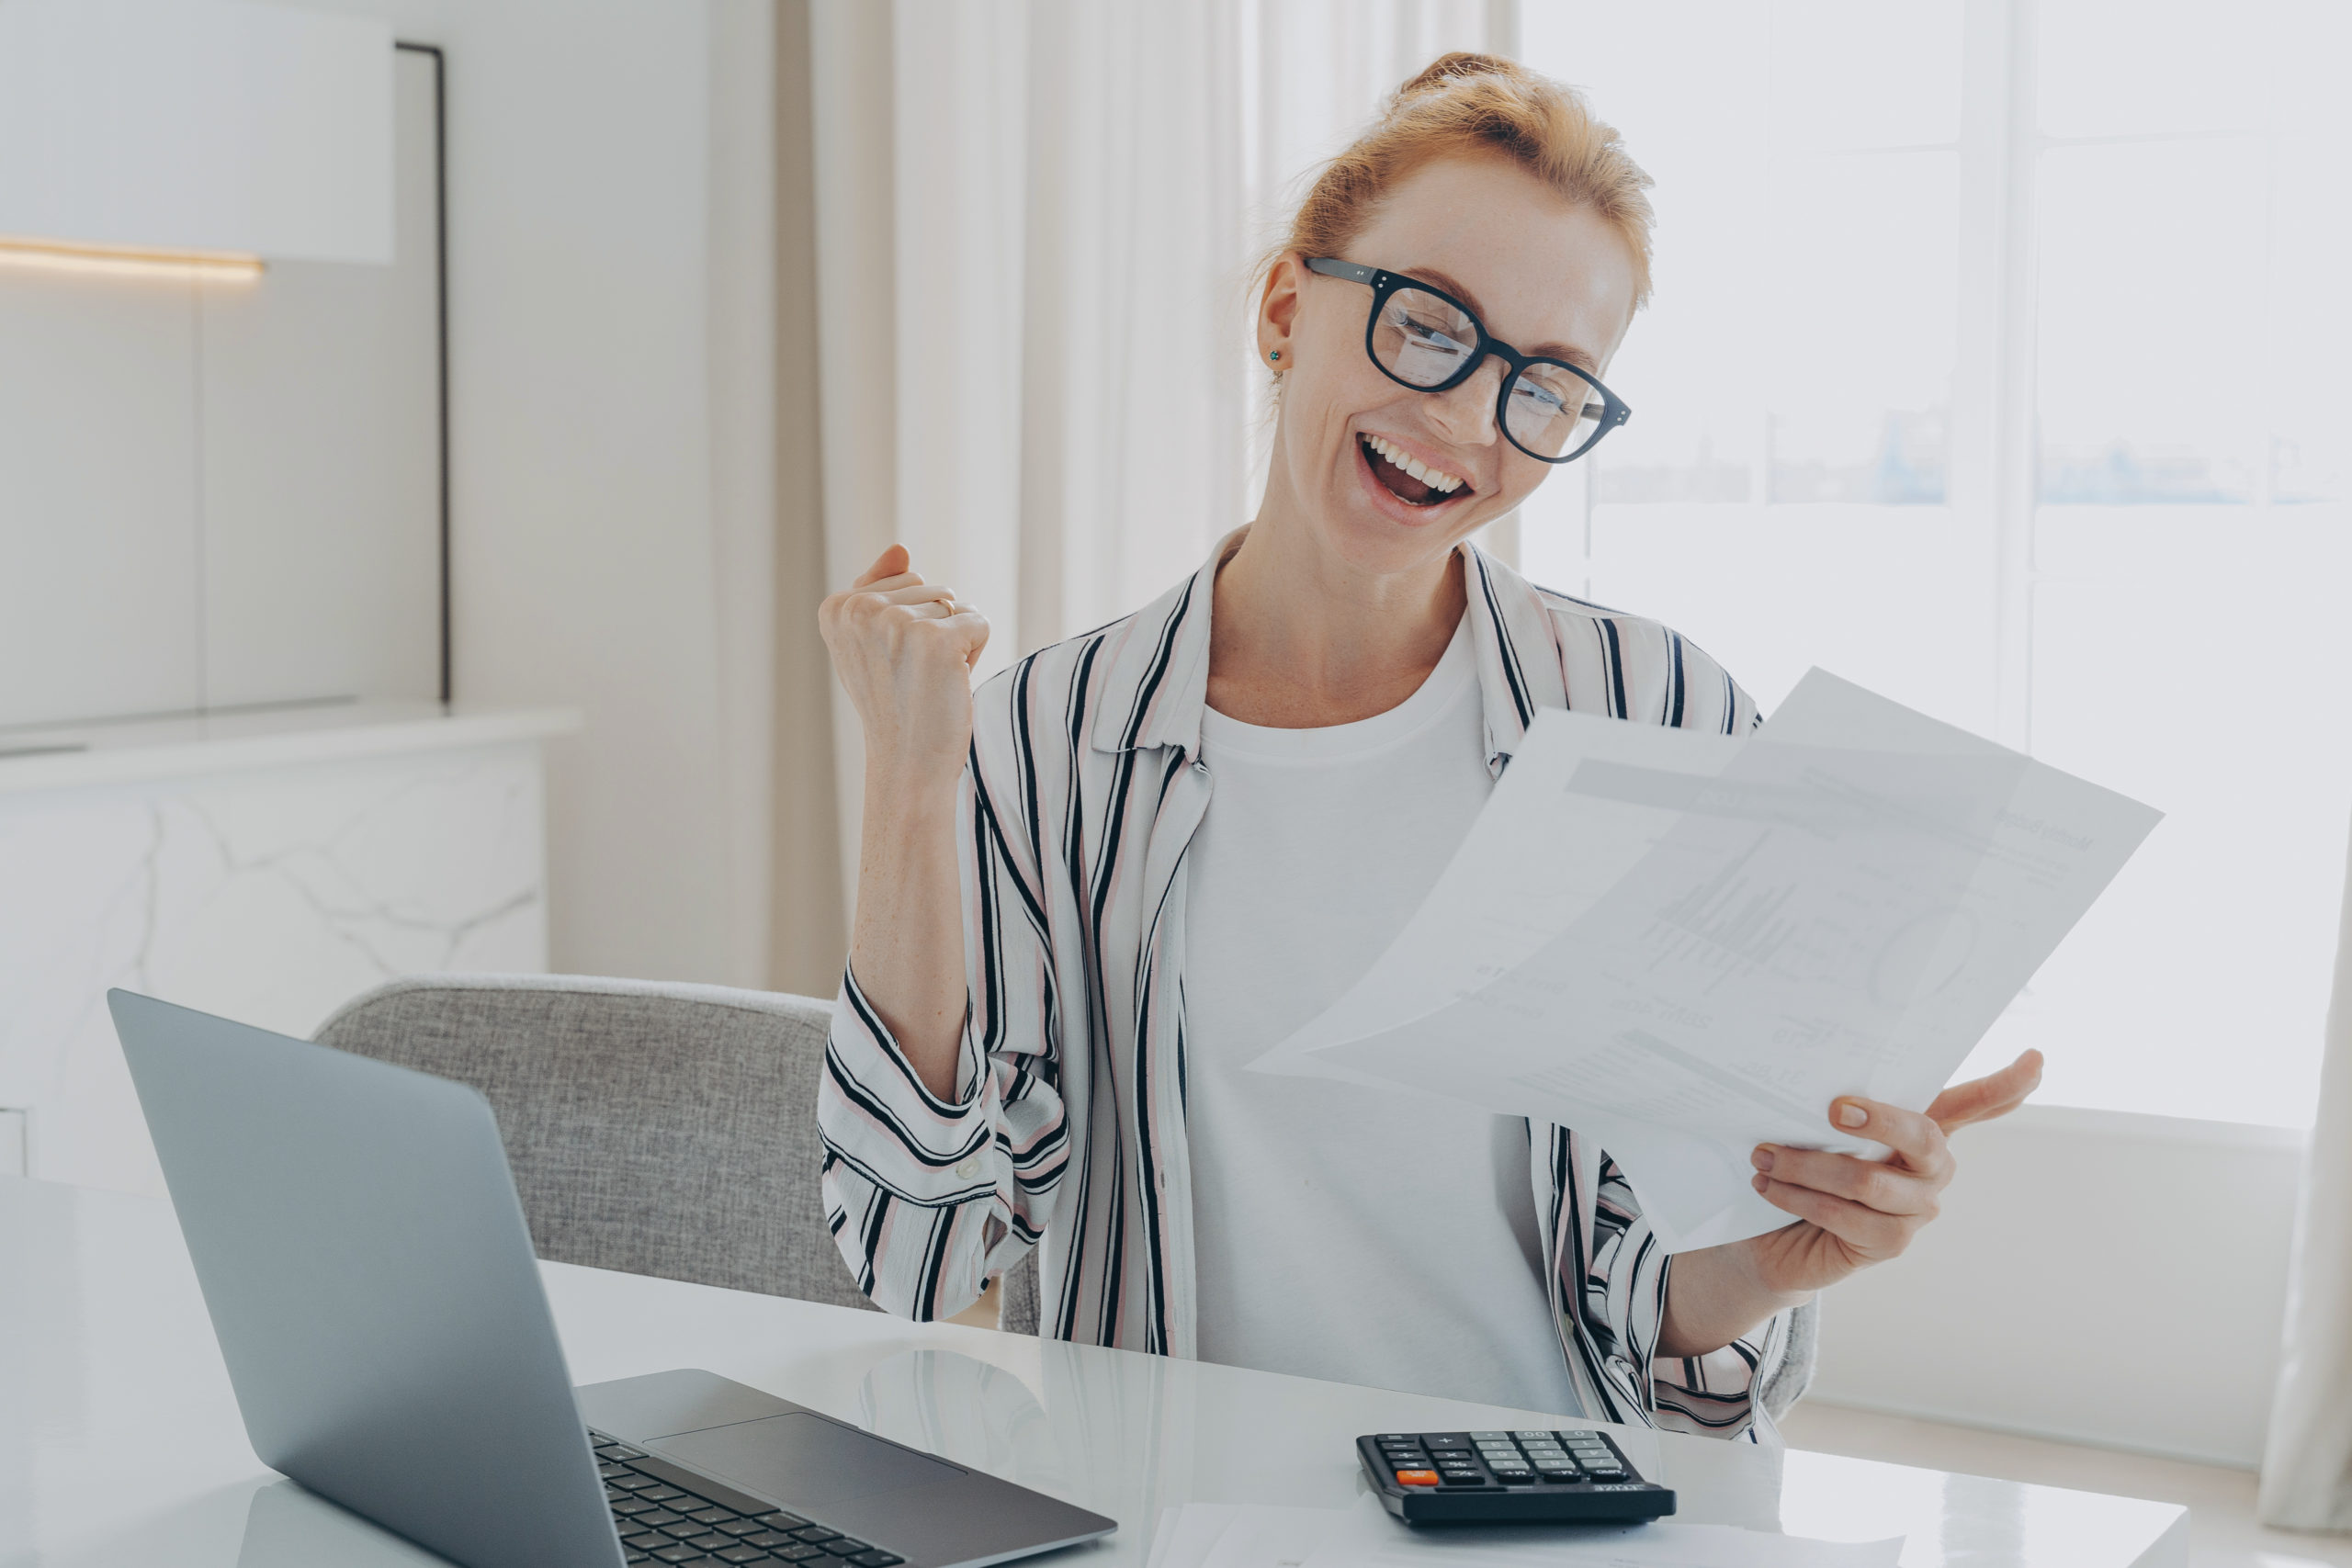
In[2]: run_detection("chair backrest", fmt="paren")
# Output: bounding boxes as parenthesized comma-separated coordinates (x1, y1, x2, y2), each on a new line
(1000, 1253, 1040, 1337)
(313, 974, 876, 1314)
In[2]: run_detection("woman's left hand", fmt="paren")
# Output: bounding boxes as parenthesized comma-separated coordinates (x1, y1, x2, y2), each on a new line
(1743, 1048, 2044, 1297)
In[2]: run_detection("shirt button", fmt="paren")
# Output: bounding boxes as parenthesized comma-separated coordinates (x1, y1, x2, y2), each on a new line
(955, 1156, 981, 1179)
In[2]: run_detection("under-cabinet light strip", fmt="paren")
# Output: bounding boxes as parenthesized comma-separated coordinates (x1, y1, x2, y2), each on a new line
(0, 236, 266, 282)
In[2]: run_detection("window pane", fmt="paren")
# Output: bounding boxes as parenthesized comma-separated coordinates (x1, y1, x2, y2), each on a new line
(2268, 133, 2352, 503)
(2038, 0, 2270, 139)
(1768, 151, 1957, 503)
(1532, 0, 2352, 1128)
(1529, 1, 1962, 507)
(1957, 520, 2352, 1124)
(1586, 506, 1997, 737)
(2035, 139, 2267, 503)
(1528, 0, 1770, 504)
(1771, 0, 1962, 150)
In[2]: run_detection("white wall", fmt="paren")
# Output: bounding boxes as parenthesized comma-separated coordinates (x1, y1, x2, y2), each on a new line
(289, 0, 777, 987)
(1808, 1104, 2302, 1469)
(0, 48, 439, 732)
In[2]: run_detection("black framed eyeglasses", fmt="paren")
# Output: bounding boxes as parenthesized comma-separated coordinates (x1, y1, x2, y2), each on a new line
(1305, 257, 1631, 465)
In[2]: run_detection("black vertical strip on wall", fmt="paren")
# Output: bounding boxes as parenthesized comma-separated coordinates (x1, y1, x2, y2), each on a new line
(395, 41, 452, 706)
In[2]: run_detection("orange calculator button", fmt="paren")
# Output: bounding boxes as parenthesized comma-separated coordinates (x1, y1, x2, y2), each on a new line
(1394, 1469, 1441, 1487)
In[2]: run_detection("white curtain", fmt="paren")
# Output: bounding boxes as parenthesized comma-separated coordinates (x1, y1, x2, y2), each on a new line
(807, 0, 1508, 907)
(2261, 818, 2352, 1530)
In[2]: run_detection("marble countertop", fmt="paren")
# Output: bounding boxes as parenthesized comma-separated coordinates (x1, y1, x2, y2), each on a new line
(0, 701, 581, 795)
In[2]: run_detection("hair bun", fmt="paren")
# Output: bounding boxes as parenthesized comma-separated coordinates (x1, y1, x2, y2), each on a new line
(1396, 51, 1528, 97)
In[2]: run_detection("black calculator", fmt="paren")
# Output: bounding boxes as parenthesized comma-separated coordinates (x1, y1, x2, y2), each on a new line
(1356, 1428, 1676, 1524)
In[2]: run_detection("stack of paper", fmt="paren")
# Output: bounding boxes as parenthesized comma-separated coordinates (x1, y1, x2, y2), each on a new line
(1249, 670, 2160, 1251)
(1144, 1497, 1903, 1567)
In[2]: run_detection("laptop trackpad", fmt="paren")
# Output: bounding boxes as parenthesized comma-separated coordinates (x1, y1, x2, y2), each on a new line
(651, 1412, 965, 1509)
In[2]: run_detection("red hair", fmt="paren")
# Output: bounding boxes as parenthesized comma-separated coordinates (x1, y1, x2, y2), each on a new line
(1276, 51, 1656, 307)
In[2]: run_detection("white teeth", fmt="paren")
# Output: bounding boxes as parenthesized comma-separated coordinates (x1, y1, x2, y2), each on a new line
(1363, 433, 1464, 496)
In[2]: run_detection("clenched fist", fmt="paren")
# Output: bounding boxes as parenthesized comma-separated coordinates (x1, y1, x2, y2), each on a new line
(819, 545, 992, 795)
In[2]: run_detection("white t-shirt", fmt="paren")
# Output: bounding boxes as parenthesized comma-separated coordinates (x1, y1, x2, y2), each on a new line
(1184, 616, 1583, 1415)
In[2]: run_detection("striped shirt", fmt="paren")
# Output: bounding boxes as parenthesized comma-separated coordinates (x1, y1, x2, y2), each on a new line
(820, 534, 1792, 1441)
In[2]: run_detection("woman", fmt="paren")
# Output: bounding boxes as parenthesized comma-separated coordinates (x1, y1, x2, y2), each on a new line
(817, 53, 2037, 1441)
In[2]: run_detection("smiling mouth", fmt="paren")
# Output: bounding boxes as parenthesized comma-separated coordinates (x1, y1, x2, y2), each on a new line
(1360, 433, 1471, 507)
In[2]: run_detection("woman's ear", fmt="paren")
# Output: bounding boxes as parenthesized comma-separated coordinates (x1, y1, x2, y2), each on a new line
(1257, 253, 1305, 367)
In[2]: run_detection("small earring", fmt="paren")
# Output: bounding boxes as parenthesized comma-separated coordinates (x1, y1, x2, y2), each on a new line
(1269, 350, 1281, 362)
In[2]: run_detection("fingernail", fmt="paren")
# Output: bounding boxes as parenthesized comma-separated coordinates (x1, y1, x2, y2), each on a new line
(1750, 1146, 1776, 1172)
(1751, 1173, 1769, 1193)
(1837, 1102, 1869, 1129)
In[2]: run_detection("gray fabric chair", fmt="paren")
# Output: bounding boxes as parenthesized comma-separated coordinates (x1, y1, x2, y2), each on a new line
(313, 974, 876, 1312)
(312, 973, 1813, 1420)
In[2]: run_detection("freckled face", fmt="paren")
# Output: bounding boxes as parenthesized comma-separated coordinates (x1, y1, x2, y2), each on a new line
(1257, 155, 1639, 577)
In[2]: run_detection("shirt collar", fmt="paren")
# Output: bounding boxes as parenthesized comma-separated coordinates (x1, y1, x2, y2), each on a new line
(1090, 526, 1566, 773)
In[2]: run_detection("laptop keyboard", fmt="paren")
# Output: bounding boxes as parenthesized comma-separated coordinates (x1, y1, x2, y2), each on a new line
(592, 1430, 905, 1567)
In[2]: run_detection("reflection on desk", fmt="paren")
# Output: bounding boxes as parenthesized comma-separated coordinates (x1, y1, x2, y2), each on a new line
(0, 1176, 2187, 1567)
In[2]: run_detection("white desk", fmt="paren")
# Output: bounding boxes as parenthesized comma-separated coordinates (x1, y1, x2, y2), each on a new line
(0, 1176, 2187, 1568)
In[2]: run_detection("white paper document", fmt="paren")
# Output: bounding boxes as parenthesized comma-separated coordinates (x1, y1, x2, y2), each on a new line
(1248, 669, 2161, 1251)
(1144, 1498, 1904, 1568)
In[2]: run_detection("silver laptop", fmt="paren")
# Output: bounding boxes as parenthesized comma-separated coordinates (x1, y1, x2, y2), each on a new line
(108, 989, 1115, 1568)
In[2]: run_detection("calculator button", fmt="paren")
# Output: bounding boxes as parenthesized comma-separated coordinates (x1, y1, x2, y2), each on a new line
(1489, 1468, 1535, 1483)
(1510, 1430, 1553, 1440)
(1438, 1471, 1487, 1487)
(1468, 1431, 1510, 1440)
(1393, 1469, 1441, 1486)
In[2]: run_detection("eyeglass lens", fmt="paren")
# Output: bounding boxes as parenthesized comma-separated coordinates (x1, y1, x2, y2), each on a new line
(1370, 285, 1605, 460)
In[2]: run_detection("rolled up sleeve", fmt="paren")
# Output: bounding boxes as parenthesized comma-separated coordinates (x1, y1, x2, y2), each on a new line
(818, 753, 1070, 1321)
(1571, 1150, 1788, 1442)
